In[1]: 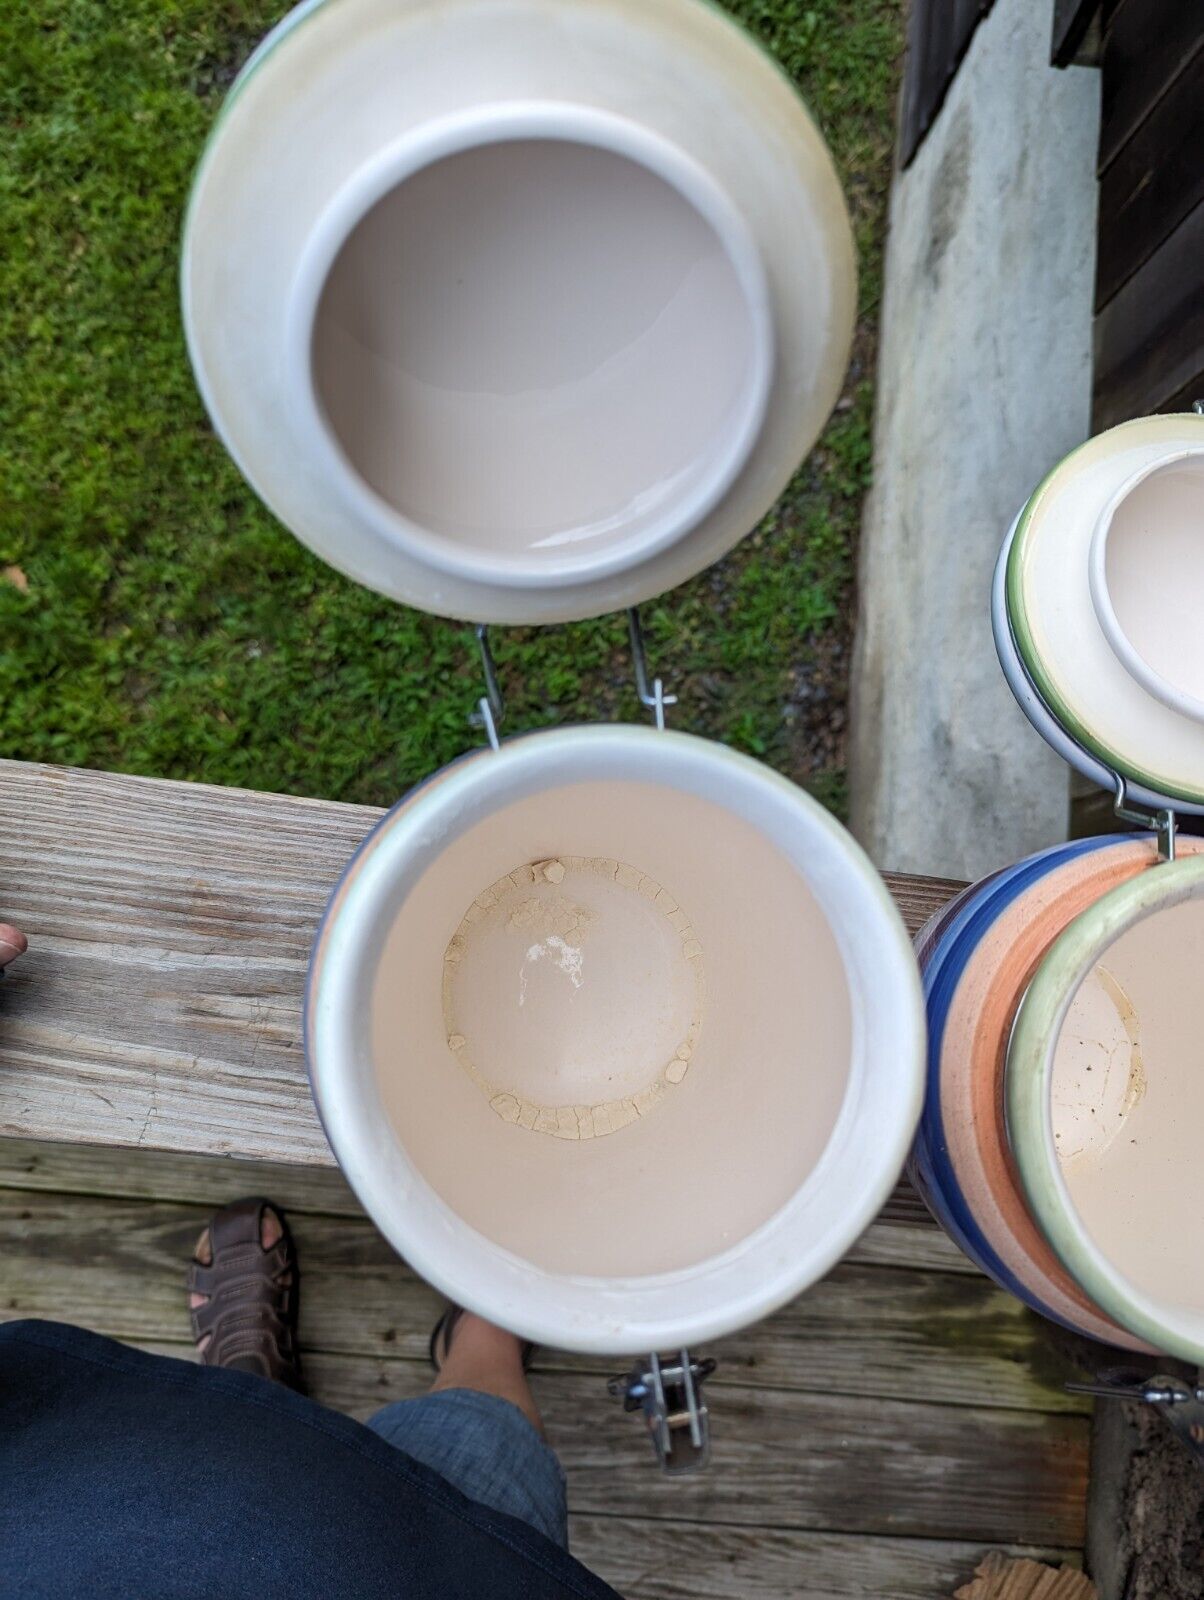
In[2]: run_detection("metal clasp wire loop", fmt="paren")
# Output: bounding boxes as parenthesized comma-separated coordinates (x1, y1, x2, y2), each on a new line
(469, 609, 678, 748)
(1112, 772, 1177, 863)
(626, 607, 677, 731)
(469, 624, 505, 751)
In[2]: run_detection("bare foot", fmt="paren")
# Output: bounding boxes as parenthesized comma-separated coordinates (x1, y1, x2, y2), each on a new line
(189, 1205, 289, 1358)
(0, 924, 27, 968)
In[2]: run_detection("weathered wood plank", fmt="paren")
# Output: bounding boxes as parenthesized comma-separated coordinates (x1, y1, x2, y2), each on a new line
(0, 760, 956, 1161)
(1092, 199, 1204, 429)
(1051, 0, 1101, 69)
(1096, 51, 1204, 310)
(279, 1352, 1089, 1547)
(1158, 373, 1204, 422)
(898, 0, 992, 168)
(0, 761, 373, 1162)
(564, 1519, 1080, 1600)
(0, 1186, 1091, 1413)
(103, 1330, 1088, 1595)
(1098, 0, 1204, 173)
(0, 1135, 976, 1276)
(104, 1336, 1083, 1546)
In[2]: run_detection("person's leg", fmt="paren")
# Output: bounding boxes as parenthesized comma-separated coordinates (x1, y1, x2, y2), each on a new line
(429, 1312, 542, 1433)
(365, 1312, 569, 1548)
(183, 1209, 568, 1548)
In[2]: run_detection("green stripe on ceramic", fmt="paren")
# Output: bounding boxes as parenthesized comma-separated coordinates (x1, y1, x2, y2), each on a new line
(180, 0, 334, 294)
(1007, 853, 1204, 1365)
(1005, 424, 1204, 810)
(224, 0, 335, 109)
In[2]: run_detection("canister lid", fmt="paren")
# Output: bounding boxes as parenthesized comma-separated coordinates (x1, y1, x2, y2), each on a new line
(182, 0, 856, 624)
(996, 412, 1204, 815)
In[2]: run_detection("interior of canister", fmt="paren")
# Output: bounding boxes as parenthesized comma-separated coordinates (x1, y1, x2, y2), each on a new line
(310, 135, 766, 581)
(1100, 453, 1204, 719)
(370, 778, 852, 1279)
(1051, 893, 1204, 1338)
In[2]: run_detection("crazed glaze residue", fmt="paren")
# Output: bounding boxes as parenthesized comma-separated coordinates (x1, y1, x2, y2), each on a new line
(443, 856, 704, 1140)
(1094, 964, 1146, 1118)
(1053, 961, 1146, 1167)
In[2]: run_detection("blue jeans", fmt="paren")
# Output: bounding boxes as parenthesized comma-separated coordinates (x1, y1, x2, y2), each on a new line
(366, 1388, 569, 1548)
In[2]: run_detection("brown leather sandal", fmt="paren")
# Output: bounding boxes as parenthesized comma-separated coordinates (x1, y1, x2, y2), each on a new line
(429, 1305, 536, 1373)
(187, 1197, 304, 1392)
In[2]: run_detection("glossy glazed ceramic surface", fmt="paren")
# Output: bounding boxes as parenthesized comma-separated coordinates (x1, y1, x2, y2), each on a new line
(307, 726, 924, 1354)
(306, 120, 772, 586)
(911, 836, 1136, 1340)
(1090, 451, 1204, 724)
(994, 493, 1204, 816)
(1006, 414, 1204, 806)
(183, 0, 856, 624)
(1009, 856, 1204, 1363)
(937, 835, 1204, 1348)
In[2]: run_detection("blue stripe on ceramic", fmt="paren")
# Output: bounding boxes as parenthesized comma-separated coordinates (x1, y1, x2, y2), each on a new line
(914, 871, 1006, 975)
(913, 835, 1122, 1325)
(909, 869, 1013, 1252)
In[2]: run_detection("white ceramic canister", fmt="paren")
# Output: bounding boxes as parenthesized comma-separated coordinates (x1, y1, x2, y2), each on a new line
(306, 727, 923, 1353)
(185, 0, 924, 1356)
(181, 0, 857, 624)
(1008, 854, 1204, 1365)
(983, 416, 1204, 1362)
(1000, 413, 1204, 814)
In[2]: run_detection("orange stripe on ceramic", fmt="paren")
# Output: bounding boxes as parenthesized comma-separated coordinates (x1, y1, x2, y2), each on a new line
(939, 836, 1204, 1349)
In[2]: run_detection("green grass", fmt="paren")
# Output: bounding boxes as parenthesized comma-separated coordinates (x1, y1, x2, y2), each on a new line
(0, 0, 901, 812)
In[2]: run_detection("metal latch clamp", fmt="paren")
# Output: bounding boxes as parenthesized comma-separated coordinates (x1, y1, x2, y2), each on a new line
(609, 1351, 716, 1474)
(1067, 1372, 1204, 1468)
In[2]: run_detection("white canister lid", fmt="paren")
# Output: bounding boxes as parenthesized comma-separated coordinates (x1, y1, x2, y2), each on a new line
(1000, 413, 1204, 814)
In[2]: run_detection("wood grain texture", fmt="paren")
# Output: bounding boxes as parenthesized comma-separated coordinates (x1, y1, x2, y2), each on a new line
(0, 759, 959, 1161)
(0, 760, 377, 1162)
(0, 1186, 1091, 1414)
(563, 1520, 1079, 1600)
(898, 0, 992, 167)
(0, 1135, 976, 1276)
(1092, 199, 1204, 429)
(1098, 0, 1204, 173)
(1051, 0, 1102, 69)
(119, 1331, 1093, 1596)
(100, 1335, 1082, 1546)
(953, 1552, 1096, 1599)
(1096, 51, 1204, 309)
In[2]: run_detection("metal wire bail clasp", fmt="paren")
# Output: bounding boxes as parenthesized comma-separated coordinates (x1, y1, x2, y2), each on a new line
(627, 607, 677, 731)
(1066, 1372, 1204, 1468)
(469, 624, 505, 751)
(468, 609, 679, 748)
(1112, 772, 1177, 863)
(609, 1351, 716, 1474)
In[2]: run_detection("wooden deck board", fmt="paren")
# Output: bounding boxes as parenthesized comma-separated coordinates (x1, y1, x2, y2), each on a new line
(0, 759, 1090, 1593)
(563, 1519, 1079, 1600)
(0, 758, 957, 1162)
(1, 1291, 1084, 1548)
(0, 1183, 1091, 1415)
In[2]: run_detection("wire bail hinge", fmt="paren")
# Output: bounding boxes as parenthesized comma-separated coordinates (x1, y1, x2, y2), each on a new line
(468, 624, 504, 751)
(1066, 1372, 1204, 1468)
(1111, 773, 1177, 863)
(609, 1351, 716, 1474)
(627, 608, 677, 731)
